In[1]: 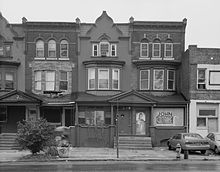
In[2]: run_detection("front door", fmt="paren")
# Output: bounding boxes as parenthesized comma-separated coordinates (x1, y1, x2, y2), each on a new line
(118, 110, 131, 135)
(136, 112, 146, 135)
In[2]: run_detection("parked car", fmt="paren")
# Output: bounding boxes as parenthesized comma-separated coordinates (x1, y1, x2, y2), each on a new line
(167, 133, 210, 154)
(205, 132, 220, 154)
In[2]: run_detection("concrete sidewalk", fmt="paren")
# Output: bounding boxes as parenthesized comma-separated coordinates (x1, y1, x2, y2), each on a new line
(0, 147, 220, 162)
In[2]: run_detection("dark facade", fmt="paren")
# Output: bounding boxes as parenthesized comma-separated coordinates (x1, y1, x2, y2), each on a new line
(23, 18, 79, 128)
(0, 11, 189, 147)
(183, 45, 220, 137)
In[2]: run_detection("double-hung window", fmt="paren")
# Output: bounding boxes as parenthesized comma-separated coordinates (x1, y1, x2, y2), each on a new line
(153, 69, 164, 90)
(165, 43, 173, 58)
(93, 44, 99, 56)
(98, 69, 109, 89)
(45, 71, 55, 91)
(5, 73, 14, 90)
(48, 40, 56, 58)
(197, 69, 206, 89)
(140, 70, 150, 90)
(88, 68, 95, 90)
(34, 71, 42, 91)
(60, 40, 68, 58)
(140, 43, 148, 57)
(60, 71, 68, 91)
(167, 70, 175, 90)
(36, 40, 44, 57)
(153, 43, 161, 58)
(111, 44, 117, 56)
(112, 69, 120, 90)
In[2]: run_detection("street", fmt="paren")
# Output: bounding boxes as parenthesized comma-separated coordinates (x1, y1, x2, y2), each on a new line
(0, 161, 220, 172)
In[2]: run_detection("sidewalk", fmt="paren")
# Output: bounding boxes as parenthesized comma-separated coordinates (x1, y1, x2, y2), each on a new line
(0, 147, 220, 162)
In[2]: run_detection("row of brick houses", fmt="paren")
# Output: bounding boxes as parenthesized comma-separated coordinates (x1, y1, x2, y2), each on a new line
(0, 11, 219, 148)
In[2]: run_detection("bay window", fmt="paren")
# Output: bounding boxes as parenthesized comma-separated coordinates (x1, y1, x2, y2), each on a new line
(45, 71, 55, 91)
(5, 72, 14, 90)
(98, 69, 109, 89)
(140, 70, 150, 90)
(167, 70, 175, 90)
(60, 71, 68, 91)
(34, 71, 42, 91)
(153, 69, 164, 90)
(88, 68, 95, 90)
(112, 69, 119, 90)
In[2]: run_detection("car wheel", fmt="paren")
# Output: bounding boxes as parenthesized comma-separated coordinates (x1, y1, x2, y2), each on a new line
(214, 147, 219, 154)
(201, 150, 206, 154)
(167, 142, 172, 150)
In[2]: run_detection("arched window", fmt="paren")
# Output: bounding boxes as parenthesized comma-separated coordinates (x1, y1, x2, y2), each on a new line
(36, 40, 44, 57)
(60, 40, 68, 58)
(140, 38, 149, 58)
(152, 38, 161, 58)
(164, 39, 173, 58)
(48, 40, 56, 57)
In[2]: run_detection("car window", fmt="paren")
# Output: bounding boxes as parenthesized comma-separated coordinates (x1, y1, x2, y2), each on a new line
(183, 133, 203, 139)
(215, 134, 220, 141)
(207, 133, 212, 139)
(176, 134, 181, 139)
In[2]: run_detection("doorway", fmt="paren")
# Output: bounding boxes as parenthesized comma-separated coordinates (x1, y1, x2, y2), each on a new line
(118, 110, 131, 135)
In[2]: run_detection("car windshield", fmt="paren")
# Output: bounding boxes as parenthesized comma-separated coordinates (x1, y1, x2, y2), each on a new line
(215, 134, 220, 141)
(183, 134, 203, 139)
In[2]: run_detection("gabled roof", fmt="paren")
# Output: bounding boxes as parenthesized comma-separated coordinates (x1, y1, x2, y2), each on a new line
(0, 90, 42, 104)
(108, 89, 157, 104)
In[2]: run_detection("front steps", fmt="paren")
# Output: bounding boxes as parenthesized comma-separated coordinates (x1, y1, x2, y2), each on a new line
(0, 133, 20, 150)
(114, 136, 152, 150)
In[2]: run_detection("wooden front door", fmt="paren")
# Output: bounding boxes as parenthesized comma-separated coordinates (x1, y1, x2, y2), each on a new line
(118, 110, 131, 135)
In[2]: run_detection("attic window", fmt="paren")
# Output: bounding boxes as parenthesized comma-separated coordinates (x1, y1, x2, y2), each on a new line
(100, 41, 109, 57)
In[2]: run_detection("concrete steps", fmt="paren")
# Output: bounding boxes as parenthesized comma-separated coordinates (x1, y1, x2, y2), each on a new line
(114, 136, 152, 150)
(0, 133, 20, 150)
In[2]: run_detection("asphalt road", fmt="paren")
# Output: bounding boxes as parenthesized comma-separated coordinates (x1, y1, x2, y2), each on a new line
(0, 161, 220, 172)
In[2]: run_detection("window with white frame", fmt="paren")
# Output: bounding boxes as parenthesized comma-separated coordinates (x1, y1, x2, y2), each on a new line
(164, 43, 173, 58)
(140, 70, 150, 90)
(197, 69, 206, 89)
(0, 36, 12, 57)
(5, 72, 14, 90)
(48, 40, 56, 57)
(60, 40, 68, 58)
(93, 44, 99, 56)
(197, 109, 217, 129)
(153, 69, 164, 90)
(36, 40, 44, 57)
(153, 43, 161, 58)
(209, 71, 220, 85)
(45, 71, 55, 91)
(111, 44, 117, 56)
(140, 43, 148, 57)
(60, 71, 68, 91)
(98, 69, 109, 89)
(167, 70, 175, 90)
(34, 71, 42, 91)
(112, 69, 120, 90)
(88, 68, 95, 90)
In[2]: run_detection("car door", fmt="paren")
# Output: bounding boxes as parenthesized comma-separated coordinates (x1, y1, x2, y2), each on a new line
(171, 134, 181, 148)
(207, 133, 215, 150)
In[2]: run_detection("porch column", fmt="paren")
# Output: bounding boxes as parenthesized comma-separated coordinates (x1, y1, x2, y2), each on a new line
(111, 104, 114, 125)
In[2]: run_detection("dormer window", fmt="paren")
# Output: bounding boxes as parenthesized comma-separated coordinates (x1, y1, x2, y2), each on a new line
(92, 40, 117, 57)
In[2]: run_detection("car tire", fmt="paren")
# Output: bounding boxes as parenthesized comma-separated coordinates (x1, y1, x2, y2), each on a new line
(201, 150, 206, 154)
(214, 147, 219, 154)
(167, 142, 172, 150)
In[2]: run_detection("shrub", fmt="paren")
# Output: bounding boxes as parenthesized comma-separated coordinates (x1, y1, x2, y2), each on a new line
(16, 118, 55, 154)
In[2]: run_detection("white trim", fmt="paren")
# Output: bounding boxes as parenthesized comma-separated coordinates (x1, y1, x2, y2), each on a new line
(164, 43, 173, 58)
(92, 44, 99, 56)
(112, 68, 120, 90)
(98, 68, 109, 90)
(152, 43, 161, 58)
(153, 69, 164, 90)
(48, 39, 56, 58)
(59, 71, 68, 91)
(99, 41, 110, 57)
(111, 44, 117, 56)
(60, 40, 69, 58)
(88, 68, 96, 90)
(140, 43, 149, 58)
(140, 69, 150, 90)
(167, 70, 175, 90)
